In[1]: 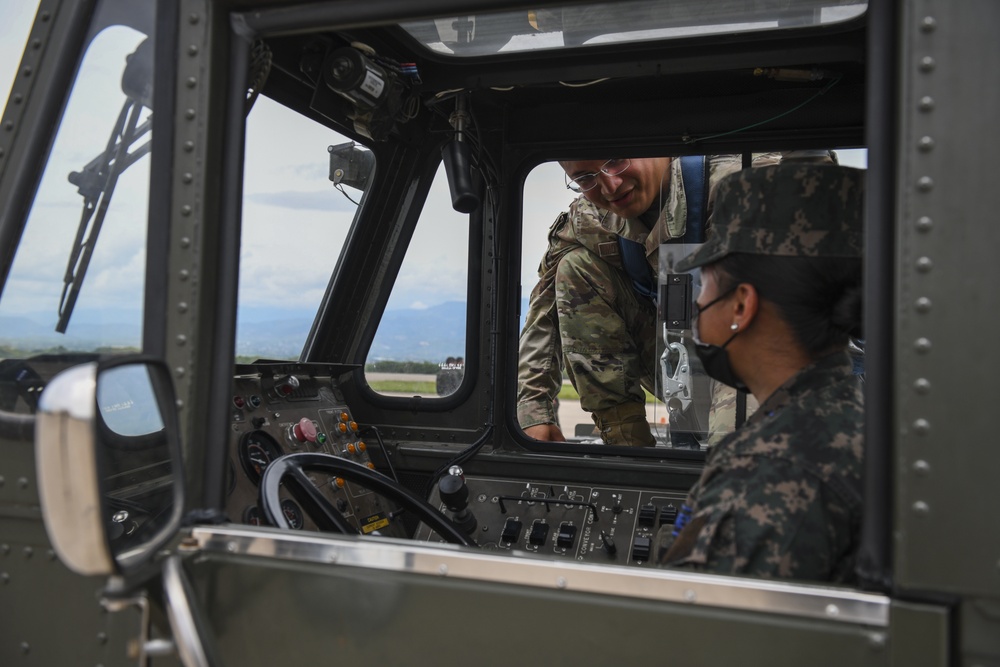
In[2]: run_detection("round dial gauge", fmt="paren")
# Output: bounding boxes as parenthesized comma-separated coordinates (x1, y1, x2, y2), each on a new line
(281, 498, 305, 530)
(238, 430, 284, 485)
(243, 505, 263, 526)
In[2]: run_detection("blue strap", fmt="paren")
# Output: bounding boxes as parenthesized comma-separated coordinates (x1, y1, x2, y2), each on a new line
(617, 155, 709, 300)
(678, 155, 708, 244)
(618, 236, 656, 300)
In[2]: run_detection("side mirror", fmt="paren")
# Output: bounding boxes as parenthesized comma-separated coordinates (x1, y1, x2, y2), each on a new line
(35, 358, 184, 575)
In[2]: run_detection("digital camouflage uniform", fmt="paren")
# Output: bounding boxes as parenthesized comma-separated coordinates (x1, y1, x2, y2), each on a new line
(517, 156, 756, 445)
(654, 163, 865, 582)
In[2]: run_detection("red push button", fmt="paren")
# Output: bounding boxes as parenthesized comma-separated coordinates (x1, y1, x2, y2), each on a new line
(293, 417, 317, 443)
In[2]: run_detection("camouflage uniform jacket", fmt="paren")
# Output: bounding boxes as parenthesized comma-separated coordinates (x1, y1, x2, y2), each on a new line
(517, 156, 746, 427)
(655, 351, 864, 583)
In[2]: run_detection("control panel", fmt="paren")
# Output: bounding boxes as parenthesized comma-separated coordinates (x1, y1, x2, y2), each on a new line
(415, 475, 687, 568)
(225, 364, 407, 538)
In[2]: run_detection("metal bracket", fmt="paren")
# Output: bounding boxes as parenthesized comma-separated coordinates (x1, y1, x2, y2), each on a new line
(101, 586, 176, 667)
(660, 340, 693, 415)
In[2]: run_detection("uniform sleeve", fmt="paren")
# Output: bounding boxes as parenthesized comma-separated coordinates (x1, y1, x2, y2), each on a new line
(516, 213, 570, 428)
(663, 457, 839, 580)
(516, 268, 563, 427)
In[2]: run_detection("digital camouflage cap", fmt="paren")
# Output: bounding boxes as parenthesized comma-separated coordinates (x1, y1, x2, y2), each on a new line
(675, 163, 864, 272)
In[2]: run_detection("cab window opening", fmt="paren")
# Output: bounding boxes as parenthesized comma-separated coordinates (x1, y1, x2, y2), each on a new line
(237, 96, 367, 364)
(364, 162, 471, 399)
(517, 148, 866, 450)
(0, 18, 156, 416)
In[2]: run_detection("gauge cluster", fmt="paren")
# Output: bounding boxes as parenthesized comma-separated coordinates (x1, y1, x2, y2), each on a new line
(225, 363, 407, 538)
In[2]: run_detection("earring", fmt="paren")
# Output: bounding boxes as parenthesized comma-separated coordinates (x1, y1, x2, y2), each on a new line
(730, 323, 739, 331)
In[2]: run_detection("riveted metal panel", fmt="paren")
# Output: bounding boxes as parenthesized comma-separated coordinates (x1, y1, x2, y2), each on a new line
(894, 0, 1000, 594)
(186, 549, 893, 667)
(0, 515, 139, 666)
(164, 0, 236, 509)
(888, 601, 949, 667)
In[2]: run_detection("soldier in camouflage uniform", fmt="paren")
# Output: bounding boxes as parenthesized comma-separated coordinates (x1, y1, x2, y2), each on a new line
(654, 163, 865, 582)
(517, 156, 754, 446)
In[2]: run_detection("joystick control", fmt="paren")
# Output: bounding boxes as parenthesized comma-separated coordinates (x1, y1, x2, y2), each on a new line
(438, 465, 478, 535)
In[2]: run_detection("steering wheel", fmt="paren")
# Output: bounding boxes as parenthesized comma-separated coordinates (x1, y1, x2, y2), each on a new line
(259, 452, 475, 547)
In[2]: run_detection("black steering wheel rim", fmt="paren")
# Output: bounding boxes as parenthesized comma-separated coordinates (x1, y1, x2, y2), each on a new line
(259, 452, 475, 547)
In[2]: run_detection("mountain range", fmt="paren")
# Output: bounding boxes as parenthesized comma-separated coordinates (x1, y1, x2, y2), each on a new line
(1, 299, 530, 362)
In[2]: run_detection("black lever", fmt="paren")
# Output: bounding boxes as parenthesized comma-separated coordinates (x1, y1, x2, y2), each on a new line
(438, 465, 478, 534)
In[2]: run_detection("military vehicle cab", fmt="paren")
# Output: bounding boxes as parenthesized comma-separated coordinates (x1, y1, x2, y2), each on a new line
(1, 0, 997, 664)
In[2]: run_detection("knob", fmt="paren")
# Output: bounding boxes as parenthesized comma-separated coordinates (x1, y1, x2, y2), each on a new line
(556, 523, 577, 549)
(600, 531, 617, 555)
(638, 504, 658, 527)
(631, 536, 651, 561)
(439, 471, 477, 534)
(660, 504, 678, 525)
(439, 473, 470, 512)
(528, 522, 549, 546)
(292, 418, 317, 444)
(273, 375, 300, 397)
(501, 518, 523, 544)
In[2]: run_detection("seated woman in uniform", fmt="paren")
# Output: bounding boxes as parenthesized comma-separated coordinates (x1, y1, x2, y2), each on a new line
(655, 163, 864, 583)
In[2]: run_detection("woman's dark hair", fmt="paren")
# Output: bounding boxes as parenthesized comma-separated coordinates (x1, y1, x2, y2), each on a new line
(713, 253, 863, 357)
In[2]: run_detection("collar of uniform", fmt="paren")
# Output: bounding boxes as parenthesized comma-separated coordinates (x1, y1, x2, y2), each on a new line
(746, 350, 856, 426)
(701, 350, 856, 470)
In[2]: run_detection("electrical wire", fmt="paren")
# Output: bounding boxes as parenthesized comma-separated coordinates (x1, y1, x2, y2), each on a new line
(559, 77, 610, 88)
(363, 426, 400, 483)
(682, 74, 842, 144)
(334, 182, 361, 206)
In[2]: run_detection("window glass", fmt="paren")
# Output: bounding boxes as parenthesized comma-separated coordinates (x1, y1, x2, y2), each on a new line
(519, 149, 866, 447)
(0, 23, 153, 413)
(237, 97, 366, 362)
(366, 164, 470, 397)
(400, 1, 866, 57)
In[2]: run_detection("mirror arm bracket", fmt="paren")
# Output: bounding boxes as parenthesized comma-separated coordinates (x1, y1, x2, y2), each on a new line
(101, 586, 177, 666)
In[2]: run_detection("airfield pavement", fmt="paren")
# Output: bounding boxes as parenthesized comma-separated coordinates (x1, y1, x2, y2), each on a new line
(367, 372, 666, 438)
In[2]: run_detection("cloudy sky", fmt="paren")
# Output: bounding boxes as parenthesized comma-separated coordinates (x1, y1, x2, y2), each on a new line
(0, 3, 36, 98)
(0, 10, 151, 330)
(0, 0, 865, 350)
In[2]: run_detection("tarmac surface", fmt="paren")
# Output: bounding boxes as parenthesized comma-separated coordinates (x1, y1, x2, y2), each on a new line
(366, 372, 667, 437)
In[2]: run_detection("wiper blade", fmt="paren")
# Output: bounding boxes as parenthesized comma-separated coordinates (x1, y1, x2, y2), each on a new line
(56, 99, 150, 333)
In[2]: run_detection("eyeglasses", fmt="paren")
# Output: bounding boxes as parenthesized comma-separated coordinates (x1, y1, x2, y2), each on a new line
(564, 158, 631, 193)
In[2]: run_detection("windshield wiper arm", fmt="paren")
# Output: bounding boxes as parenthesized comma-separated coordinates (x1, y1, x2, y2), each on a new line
(56, 98, 150, 333)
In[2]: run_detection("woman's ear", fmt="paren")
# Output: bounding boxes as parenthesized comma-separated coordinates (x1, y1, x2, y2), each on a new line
(732, 283, 759, 330)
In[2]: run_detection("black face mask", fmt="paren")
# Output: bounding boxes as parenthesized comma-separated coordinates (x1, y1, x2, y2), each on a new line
(691, 286, 748, 391)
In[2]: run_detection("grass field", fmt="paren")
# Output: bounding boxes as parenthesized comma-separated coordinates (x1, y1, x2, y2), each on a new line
(369, 380, 583, 400)
(368, 381, 655, 402)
